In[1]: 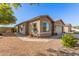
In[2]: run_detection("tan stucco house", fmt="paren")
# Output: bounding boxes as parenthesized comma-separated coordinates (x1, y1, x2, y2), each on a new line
(15, 15, 70, 37)
(64, 24, 72, 33)
(54, 19, 65, 35)
(15, 15, 54, 37)
(0, 15, 72, 37)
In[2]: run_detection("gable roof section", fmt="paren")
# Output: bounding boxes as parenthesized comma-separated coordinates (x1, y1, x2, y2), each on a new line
(54, 19, 65, 25)
(15, 15, 54, 26)
(65, 24, 72, 27)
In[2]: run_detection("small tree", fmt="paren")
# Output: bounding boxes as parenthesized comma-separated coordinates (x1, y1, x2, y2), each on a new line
(0, 3, 21, 24)
(60, 34, 78, 48)
(0, 3, 37, 25)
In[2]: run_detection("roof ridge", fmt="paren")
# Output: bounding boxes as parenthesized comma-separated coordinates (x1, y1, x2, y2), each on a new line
(15, 15, 51, 26)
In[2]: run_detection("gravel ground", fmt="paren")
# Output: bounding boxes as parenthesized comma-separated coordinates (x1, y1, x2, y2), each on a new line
(0, 33, 79, 56)
(0, 35, 62, 56)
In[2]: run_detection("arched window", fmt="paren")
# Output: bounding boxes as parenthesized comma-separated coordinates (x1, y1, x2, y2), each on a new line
(42, 22, 49, 32)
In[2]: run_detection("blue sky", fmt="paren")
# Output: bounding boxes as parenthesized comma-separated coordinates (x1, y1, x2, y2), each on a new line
(2, 3, 79, 27)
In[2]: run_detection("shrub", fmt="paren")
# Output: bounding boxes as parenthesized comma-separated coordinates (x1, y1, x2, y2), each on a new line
(60, 34, 78, 48)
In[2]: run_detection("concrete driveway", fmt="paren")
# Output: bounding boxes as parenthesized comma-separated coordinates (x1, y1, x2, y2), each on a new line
(72, 34, 79, 39)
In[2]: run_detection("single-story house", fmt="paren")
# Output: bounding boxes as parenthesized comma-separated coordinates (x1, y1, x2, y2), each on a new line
(54, 19, 65, 35)
(15, 15, 66, 37)
(0, 27, 15, 33)
(64, 24, 72, 33)
(15, 15, 54, 37)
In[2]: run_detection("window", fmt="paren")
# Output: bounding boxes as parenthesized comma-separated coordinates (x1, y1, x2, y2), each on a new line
(20, 25, 23, 31)
(20, 24, 24, 31)
(42, 22, 49, 32)
(32, 23, 38, 33)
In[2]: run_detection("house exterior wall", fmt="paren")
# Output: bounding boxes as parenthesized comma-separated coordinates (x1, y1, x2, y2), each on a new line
(18, 23, 27, 35)
(28, 20, 40, 36)
(64, 26, 69, 33)
(28, 17, 54, 37)
(15, 26, 19, 33)
(64, 26, 71, 33)
(25, 22, 29, 35)
(54, 21, 64, 34)
(54, 25, 63, 34)
(39, 17, 53, 37)
(15, 22, 29, 35)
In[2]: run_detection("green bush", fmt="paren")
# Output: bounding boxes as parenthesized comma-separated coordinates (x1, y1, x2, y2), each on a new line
(60, 34, 78, 48)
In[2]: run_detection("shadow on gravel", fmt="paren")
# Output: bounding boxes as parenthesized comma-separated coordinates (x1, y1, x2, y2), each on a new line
(35, 53, 47, 56)
(46, 48, 79, 56)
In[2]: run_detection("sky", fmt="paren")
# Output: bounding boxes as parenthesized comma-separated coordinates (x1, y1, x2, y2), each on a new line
(1, 3, 79, 27)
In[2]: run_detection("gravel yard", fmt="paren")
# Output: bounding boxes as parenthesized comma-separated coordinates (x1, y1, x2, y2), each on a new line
(0, 33, 79, 56)
(0, 35, 62, 56)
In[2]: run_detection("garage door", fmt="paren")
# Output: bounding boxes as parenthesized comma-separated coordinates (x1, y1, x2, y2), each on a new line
(55, 26, 62, 34)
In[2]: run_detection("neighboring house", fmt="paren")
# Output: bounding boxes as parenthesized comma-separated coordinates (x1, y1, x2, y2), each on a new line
(15, 15, 54, 37)
(0, 27, 15, 33)
(64, 24, 72, 33)
(54, 19, 65, 34)
(71, 27, 79, 32)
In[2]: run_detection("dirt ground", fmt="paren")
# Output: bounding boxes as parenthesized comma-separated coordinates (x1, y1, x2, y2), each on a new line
(0, 33, 62, 56)
(0, 33, 79, 56)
